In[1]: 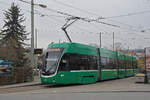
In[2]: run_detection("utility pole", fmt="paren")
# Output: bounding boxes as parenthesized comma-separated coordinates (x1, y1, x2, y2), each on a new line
(113, 32, 115, 51)
(99, 32, 102, 48)
(35, 28, 38, 75)
(31, 0, 35, 79)
(35, 29, 37, 49)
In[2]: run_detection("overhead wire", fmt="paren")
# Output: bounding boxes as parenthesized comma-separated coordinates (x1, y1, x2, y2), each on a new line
(51, 0, 138, 29)
(18, 0, 120, 28)
(104, 10, 150, 19)
(19, 0, 142, 33)
(16, 5, 98, 36)
(52, 0, 101, 17)
(18, 1, 123, 45)
(52, 0, 150, 32)
(1, 0, 149, 36)
(34, 9, 66, 18)
(2, 0, 150, 48)
(0, 1, 137, 49)
(10, 0, 150, 36)
(33, 11, 96, 37)
(6, 0, 150, 32)
(45, 7, 120, 28)
(1, 1, 65, 19)
(32, 4, 150, 39)
(18, 0, 30, 5)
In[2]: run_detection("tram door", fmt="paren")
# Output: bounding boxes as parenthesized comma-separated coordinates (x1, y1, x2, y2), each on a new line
(124, 55, 127, 77)
(97, 48, 101, 81)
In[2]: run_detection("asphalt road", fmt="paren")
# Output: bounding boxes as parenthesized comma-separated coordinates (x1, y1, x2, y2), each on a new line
(0, 92, 150, 100)
(0, 77, 150, 100)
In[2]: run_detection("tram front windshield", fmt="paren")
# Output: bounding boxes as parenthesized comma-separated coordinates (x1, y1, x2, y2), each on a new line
(42, 48, 63, 75)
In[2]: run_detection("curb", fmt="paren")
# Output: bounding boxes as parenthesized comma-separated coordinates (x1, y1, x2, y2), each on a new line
(0, 82, 41, 89)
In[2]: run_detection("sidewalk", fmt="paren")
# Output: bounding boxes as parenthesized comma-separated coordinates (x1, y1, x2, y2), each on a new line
(0, 76, 41, 89)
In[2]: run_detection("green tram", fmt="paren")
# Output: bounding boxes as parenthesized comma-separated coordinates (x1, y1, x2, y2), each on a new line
(41, 42, 138, 84)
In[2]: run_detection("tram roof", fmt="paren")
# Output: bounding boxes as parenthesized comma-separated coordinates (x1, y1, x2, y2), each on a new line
(99, 48, 117, 59)
(99, 48, 136, 61)
(48, 42, 97, 56)
(47, 42, 137, 61)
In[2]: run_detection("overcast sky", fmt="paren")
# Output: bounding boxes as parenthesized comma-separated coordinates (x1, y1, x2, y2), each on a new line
(0, 0, 150, 49)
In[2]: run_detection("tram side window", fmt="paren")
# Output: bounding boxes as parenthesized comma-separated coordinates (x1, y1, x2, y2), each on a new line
(76, 55, 89, 70)
(126, 61, 129, 69)
(126, 61, 132, 69)
(114, 59, 118, 68)
(130, 61, 133, 69)
(132, 61, 137, 69)
(119, 60, 124, 69)
(131, 61, 134, 69)
(101, 57, 116, 69)
(59, 53, 97, 71)
(132, 61, 134, 69)
(89, 56, 97, 70)
(108, 58, 115, 68)
(134, 61, 137, 68)
(58, 54, 70, 71)
(101, 57, 107, 68)
(69, 54, 97, 70)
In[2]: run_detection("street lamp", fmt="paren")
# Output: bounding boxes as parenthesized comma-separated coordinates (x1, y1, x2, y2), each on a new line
(38, 4, 47, 8)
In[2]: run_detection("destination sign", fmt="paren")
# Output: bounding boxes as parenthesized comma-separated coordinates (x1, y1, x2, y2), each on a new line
(34, 48, 43, 54)
(47, 48, 61, 52)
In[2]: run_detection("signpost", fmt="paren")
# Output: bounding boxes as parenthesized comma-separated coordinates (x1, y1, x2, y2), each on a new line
(144, 47, 150, 83)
